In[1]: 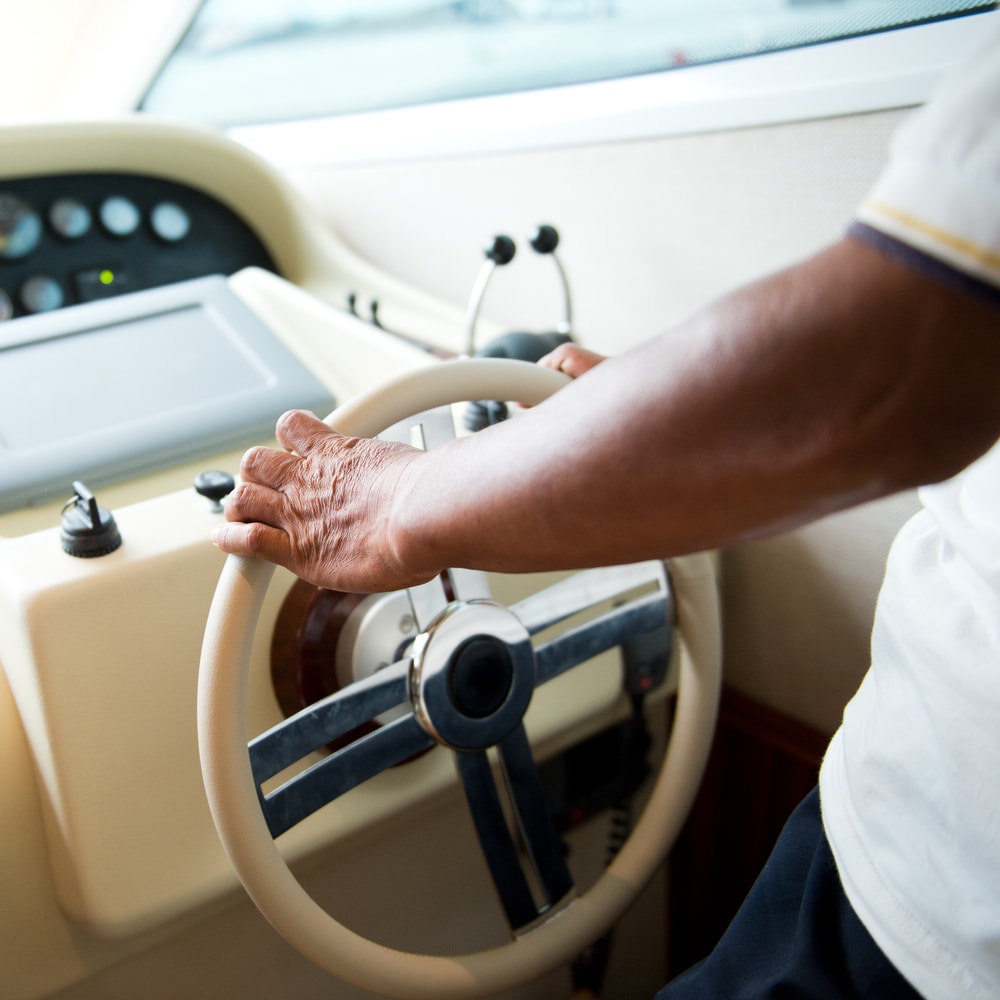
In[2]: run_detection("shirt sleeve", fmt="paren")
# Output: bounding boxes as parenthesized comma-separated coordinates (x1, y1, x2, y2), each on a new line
(853, 19, 1000, 297)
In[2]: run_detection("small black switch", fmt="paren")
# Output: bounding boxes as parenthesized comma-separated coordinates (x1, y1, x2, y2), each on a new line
(621, 623, 673, 698)
(194, 470, 235, 512)
(60, 482, 122, 558)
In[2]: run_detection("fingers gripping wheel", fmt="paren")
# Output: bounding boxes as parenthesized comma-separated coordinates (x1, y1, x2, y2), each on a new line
(198, 357, 722, 1000)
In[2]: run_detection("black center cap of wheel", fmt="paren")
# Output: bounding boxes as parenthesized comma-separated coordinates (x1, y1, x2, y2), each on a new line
(412, 601, 534, 750)
(447, 635, 514, 719)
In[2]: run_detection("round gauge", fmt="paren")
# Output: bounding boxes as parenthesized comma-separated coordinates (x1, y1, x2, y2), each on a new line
(150, 201, 191, 243)
(49, 198, 92, 240)
(20, 275, 64, 314)
(0, 193, 43, 260)
(99, 196, 141, 237)
(0, 289, 13, 322)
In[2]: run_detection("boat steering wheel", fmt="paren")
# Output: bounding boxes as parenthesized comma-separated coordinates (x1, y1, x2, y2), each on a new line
(198, 358, 721, 999)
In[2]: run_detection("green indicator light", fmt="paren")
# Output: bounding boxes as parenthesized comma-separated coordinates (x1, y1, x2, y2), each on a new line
(99, 269, 114, 285)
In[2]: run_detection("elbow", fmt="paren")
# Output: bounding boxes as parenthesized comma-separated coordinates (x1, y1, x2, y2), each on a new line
(851, 396, 1000, 499)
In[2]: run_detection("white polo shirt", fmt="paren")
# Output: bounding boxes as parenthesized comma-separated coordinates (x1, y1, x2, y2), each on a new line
(819, 22, 1000, 1000)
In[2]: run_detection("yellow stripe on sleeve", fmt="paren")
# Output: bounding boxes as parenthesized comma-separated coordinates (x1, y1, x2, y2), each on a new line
(863, 199, 1000, 274)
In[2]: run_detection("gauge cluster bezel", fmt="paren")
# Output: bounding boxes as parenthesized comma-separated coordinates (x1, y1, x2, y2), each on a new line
(0, 171, 276, 321)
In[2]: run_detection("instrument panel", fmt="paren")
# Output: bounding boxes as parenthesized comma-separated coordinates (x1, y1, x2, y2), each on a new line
(0, 119, 722, 1000)
(0, 172, 276, 320)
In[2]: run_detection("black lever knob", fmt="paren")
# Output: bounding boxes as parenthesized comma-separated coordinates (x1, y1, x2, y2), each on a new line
(465, 234, 517, 356)
(528, 222, 572, 336)
(484, 234, 516, 265)
(528, 224, 559, 255)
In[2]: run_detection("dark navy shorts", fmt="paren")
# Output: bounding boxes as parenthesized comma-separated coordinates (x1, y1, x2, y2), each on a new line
(655, 788, 924, 999)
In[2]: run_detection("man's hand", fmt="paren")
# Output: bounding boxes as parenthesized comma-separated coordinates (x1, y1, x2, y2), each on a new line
(211, 409, 433, 593)
(210, 349, 607, 591)
(537, 343, 607, 378)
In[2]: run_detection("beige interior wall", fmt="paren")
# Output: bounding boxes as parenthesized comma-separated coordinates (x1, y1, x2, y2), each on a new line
(283, 106, 916, 735)
(720, 492, 920, 734)
(286, 109, 905, 356)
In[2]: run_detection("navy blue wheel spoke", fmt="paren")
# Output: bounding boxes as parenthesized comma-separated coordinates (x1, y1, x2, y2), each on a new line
(511, 562, 669, 637)
(246, 659, 419, 839)
(455, 726, 574, 933)
(249, 659, 410, 787)
(534, 590, 669, 685)
(259, 714, 434, 839)
(496, 724, 573, 909)
(455, 749, 541, 931)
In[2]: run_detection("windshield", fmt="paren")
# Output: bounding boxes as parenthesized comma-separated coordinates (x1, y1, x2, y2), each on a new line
(140, 0, 992, 127)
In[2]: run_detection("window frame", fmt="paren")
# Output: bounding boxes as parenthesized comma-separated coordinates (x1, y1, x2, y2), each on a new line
(226, 10, 997, 169)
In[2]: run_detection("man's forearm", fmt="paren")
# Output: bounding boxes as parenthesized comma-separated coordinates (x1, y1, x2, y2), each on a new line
(214, 235, 1000, 593)
(391, 236, 1000, 578)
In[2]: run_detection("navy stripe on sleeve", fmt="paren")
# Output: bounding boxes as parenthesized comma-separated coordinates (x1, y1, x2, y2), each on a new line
(848, 221, 1000, 311)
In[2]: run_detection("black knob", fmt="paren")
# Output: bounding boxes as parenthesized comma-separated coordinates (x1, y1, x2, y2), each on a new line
(528, 224, 559, 255)
(448, 636, 514, 719)
(463, 399, 510, 432)
(194, 470, 235, 511)
(484, 234, 516, 265)
(60, 482, 122, 558)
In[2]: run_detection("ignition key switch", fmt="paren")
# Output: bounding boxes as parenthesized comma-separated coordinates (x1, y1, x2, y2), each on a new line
(60, 481, 122, 557)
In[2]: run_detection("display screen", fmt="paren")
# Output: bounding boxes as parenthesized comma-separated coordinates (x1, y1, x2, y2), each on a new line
(0, 276, 334, 511)
(0, 304, 269, 450)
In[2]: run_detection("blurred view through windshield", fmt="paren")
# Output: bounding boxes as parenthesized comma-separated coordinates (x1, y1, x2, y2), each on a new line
(140, 0, 990, 126)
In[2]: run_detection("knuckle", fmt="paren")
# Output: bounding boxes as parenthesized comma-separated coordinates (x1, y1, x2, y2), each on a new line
(230, 479, 260, 510)
(242, 520, 270, 553)
(240, 445, 267, 476)
(223, 482, 249, 516)
(274, 409, 299, 438)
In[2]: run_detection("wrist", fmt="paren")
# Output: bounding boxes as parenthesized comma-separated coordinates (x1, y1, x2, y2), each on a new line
(382, 447, 448, 586)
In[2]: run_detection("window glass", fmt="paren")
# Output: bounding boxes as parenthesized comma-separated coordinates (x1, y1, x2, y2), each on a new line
(140, 0, 991, 127)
